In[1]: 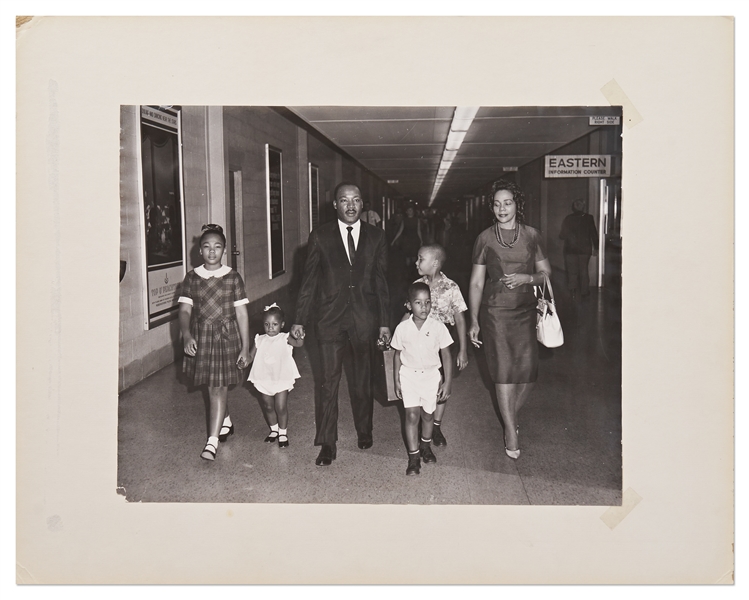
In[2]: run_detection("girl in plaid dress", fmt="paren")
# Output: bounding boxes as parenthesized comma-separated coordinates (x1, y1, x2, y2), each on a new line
(178, 225, 251, 461)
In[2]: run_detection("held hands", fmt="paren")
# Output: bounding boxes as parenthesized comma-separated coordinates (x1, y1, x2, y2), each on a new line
(394, 377, 402, 400)
(437, 380, 452, 403)
(468, 322, 482, 348)
(456, 349, 468, 371)
(183, 335, 198, 356)
(378, 327, 391, 346)
(236, 348, 251, 370)
(290, 324, 305, 340)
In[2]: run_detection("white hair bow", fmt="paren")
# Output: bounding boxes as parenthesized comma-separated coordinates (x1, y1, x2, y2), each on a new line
(264, 302, 280, 311)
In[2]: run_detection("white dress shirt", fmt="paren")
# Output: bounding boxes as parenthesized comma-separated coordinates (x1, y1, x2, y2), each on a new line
(337, 219, 361, 263)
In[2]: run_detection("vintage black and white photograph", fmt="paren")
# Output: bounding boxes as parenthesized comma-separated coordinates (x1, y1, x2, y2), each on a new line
(17, 13, 735, 584)
(118, 105, 623, 505)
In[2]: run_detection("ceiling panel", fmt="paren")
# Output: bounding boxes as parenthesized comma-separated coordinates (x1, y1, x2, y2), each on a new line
(477, 106, 621, 118)
(459, 142, 562, 158)
(288, 105, 621, 205)
(292, 106, 454, 122)
(343, 144, 443, 160)
(466, 117, 593, 144)
(359, 157, 441, 169)
(315, 120, 450, 147)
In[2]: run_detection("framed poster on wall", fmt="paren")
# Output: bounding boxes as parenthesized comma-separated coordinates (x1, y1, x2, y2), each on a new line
(265, 145, 285, 278)
(137, 105, 186, 329)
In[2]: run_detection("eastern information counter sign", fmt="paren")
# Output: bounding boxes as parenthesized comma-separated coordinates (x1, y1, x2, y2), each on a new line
(545, 155, 611, 178)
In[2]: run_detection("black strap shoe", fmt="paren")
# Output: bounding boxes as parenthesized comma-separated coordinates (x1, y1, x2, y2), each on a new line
(420, 441, 437, 463)
(406, 454, 421, 475)
(432, 426, 447, 447)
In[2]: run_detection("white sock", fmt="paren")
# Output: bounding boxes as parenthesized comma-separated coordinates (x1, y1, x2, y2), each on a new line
(278, 428, 287, 437)
(222, 415, 232, 427)
(270, 424, 279, 432)
(207, 436, 219, 448)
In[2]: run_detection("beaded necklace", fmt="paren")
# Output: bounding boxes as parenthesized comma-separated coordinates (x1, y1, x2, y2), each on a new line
(494, 222, 519, 248)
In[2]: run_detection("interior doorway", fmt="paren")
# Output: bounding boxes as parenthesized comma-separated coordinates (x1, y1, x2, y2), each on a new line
(228, 170, 244, 277)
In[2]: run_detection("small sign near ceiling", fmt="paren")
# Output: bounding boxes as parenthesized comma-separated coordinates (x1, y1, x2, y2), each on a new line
(503, 167, 518, 172)
(387, 179, 399, 184)
(589, 116, 621, 125)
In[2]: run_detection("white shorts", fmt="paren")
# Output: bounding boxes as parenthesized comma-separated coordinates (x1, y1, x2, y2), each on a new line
(252, 380, 295, 396)
(399, 367, 440, 413)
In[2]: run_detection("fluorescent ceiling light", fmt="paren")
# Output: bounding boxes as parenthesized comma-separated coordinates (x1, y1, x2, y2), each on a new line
(429, 106, 479, 206)
(445, 130, 467, 149)
(454, 106, 480, 121)
(451, 119, 475, 132)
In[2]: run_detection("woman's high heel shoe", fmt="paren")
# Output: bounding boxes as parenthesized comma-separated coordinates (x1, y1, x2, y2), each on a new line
(504, 428, 520, 460)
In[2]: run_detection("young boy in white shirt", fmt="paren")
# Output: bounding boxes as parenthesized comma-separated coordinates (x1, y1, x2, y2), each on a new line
(412, 243, 468, 447)
(391, 282, 454, 475)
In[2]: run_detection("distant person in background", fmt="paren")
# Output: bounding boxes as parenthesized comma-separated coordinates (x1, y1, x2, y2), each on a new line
(391, 205, 423, 269)
(420, 209, 435, 244)
(361, 199, 382, 228)
(456, 209, 467, 231)
(559, 199, 598, 300)
(387, 211, 404, 245)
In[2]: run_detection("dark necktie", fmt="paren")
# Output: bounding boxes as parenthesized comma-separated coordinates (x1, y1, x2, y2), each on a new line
(346, 226, 356, 264)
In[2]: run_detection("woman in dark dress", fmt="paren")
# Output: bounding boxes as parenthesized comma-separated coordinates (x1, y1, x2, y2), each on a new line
(468, 180, 551, 459)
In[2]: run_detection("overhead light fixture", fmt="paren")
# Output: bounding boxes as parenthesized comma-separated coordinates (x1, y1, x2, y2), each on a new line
(445, 130, 467, 150)
(429, 106, 479, 205)
(453, 106, 480, 122)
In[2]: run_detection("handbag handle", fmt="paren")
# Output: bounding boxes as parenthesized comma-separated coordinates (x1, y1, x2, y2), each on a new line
(539, 272, 556, 303)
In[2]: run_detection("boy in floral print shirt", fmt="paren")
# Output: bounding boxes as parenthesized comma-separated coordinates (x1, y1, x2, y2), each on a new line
(411, 243, 468, 446)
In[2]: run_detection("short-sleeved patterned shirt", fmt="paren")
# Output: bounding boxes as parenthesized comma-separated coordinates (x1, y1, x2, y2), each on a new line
(414, 273, 467, 326)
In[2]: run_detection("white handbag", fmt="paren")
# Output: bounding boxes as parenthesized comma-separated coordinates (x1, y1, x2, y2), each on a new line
(536, 273, 564, 348)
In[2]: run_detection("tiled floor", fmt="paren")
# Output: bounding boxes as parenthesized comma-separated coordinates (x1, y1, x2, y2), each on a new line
(118, 255, 622, 505)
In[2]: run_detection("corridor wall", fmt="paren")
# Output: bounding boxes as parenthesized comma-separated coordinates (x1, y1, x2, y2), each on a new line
(119, 106, 398, 392)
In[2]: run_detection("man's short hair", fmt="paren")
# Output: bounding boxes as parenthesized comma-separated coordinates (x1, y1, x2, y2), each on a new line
(333, 181, 361, 200)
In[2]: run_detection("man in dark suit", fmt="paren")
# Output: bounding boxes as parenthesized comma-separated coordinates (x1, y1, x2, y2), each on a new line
(292, 182, 391, 466)
(559, 198, 599, 300)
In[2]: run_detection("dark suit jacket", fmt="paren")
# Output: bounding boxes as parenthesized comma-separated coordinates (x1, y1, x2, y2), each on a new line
(295, 220, 389, 342)
(559, 212, 598, 255)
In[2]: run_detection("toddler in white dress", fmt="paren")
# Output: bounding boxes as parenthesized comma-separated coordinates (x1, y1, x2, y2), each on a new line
(248, 303, 304, 447)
